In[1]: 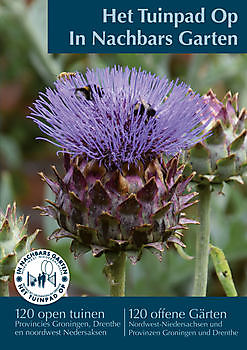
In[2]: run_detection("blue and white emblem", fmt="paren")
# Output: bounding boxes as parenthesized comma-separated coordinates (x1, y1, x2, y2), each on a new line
(14, 249, 70, 305)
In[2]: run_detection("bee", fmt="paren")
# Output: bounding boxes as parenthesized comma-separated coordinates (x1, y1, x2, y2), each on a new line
(134, 100, 156, 122)
(75, 85, 104, 100)
(57, 72, 76, 80)
(124, 99, 157, 132)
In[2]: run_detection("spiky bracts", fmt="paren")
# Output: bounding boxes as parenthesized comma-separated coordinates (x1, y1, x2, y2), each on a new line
(29, 67, 211, 271)
(0, 203, 39, 278)
(37, 155, 198, 263)
(186, 90, 247, 186)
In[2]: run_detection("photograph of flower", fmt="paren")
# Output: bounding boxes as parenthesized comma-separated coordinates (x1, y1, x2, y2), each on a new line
(1, 0, 247, 298)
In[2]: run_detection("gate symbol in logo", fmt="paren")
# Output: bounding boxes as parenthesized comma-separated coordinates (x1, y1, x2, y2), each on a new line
(26, 260, 57, 289)
(14, 249, 70, 305)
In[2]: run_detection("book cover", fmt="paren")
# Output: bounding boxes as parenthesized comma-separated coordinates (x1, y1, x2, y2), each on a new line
(0, 0, 246, 347)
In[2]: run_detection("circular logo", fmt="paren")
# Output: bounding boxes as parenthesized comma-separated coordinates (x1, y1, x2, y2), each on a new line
(14, 249, 70, 305)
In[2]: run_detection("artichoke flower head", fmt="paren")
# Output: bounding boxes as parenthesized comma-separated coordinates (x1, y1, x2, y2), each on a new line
(0, 203, 38, 278)
(30, 66, 211, 263)
(187, 89, 247, 188)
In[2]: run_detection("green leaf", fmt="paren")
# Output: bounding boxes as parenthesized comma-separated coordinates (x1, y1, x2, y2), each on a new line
(210, 244, 238, 297)
(0, 254, 17, 277)
(0, 172, 14, 211)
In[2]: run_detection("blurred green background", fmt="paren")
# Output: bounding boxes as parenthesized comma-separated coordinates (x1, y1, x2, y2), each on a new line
(1, 0, 247, 296)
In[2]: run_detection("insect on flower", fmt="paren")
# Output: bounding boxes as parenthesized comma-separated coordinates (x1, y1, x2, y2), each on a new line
(29, 66, 212, 262)
(58, 72, 76, 80)
(75, 85, 104, 100)
(134, 99, 156, 124)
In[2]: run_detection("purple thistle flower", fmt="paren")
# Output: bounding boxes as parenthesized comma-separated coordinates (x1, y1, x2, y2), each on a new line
(32, 66, 206, 263)
(29, 66, 210, 169)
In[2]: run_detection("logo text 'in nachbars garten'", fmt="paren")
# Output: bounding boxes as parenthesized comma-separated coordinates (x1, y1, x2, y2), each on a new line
(14, 249, 70, 305)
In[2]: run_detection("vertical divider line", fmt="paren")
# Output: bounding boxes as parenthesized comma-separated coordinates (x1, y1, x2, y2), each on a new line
(123, 307, 126, 337)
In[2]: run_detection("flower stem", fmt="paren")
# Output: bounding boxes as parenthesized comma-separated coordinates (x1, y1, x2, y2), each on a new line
(0, 277, 10, 296)
(104, 251, 126, 296)
(193, 184, 211, 296)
